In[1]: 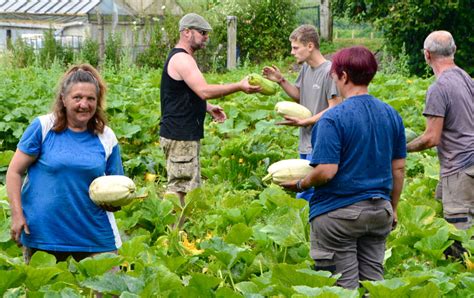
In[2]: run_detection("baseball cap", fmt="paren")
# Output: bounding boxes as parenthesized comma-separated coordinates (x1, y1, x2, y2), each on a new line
(179, 13, 212, 32)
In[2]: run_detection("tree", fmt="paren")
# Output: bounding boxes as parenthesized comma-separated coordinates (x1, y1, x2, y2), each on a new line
(332, 0, 474, 76)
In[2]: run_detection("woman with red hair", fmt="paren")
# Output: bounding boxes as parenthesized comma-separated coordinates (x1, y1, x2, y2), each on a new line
(282, 46, 406, 288)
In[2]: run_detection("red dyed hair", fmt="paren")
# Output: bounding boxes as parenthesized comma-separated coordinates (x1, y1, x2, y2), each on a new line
(330, 46, 378, 86)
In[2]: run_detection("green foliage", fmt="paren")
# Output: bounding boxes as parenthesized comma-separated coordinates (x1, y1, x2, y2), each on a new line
(320, 37, 383, 55)
(178, 0, 299, 71)
(136, 14, 180, 69)
(379, 44, 410, 76)
(9, 38, 36, 68)
(1, 64, 474, 295)
(80, 38, 99, 67)
(9, 28, 77, 68)
(38, 29, 64, 67)
(105, 33, 123, 69)
(332, 0, 474, 76)
(234, 0, 298, 64)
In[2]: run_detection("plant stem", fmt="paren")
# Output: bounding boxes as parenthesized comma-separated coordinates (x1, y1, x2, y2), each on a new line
(228, 270, 236, 290)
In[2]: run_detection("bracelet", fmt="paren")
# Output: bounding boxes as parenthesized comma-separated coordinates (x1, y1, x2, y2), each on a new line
(278, 77, 286, 85)
(296, 179, 304, 192)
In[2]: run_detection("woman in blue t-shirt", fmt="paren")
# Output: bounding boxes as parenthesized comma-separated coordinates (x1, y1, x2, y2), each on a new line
(7, 64, 124, 263)
(281, 47, 406, 289)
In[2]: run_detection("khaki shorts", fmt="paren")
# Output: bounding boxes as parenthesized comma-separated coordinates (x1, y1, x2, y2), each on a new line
(160, 137, 201, 193)
(441, 164, 474, 230)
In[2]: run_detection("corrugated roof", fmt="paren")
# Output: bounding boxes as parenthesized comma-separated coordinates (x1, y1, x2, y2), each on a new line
(14, 1, 37, 13)
(0, 0, 101, 15)
(0, 0, 136, 16)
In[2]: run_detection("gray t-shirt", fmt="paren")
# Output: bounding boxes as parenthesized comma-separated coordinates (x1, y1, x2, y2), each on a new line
(295, 61, 338, 154)
(423, 66, 474, 176)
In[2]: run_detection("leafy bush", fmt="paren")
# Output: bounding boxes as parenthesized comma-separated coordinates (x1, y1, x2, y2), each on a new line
(332, 0, 474, 76)
(9, 38, 35, 68)
(135, 0, 298, 71)
(38, 29, 64, 67)
(105, 32, 123, 69)
(136, 14, 180, 69)
(80, 38, 100, 67)
(231, 0, 298, 64)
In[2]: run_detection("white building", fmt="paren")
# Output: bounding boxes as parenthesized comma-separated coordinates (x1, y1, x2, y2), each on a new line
(0, 0, 183, 51)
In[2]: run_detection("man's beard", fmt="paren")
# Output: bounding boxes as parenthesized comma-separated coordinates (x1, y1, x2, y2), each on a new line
(191, 42, 206, 51)
(190, 36, 207, 51)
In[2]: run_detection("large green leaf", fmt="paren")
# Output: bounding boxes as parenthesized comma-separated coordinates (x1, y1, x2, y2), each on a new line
(0, 150, 14, 167)
(292, 285, 358, 298)
(0, 220, 11, 243)
(361, 278, 411, 297)
(72, 253, 123, 278)
(81, 272, 145, 295)
(271, 264, 338, 288)
(29, 251, 57, 267)
(225, 223, 253, 245)
(119, 235, 150, 259)
(259, 208, 306, 247)
(25, 266, 63, 291)
(186, 272, 221, 293)
(235, 281, 264, 296)
(0, 269, 25, 294)
(200, 237, 254, 269)
(414, 227, 453, 260)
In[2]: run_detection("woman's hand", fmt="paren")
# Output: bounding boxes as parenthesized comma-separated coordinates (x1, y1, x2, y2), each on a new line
(279, 180, 299, 192)
(100, 204, 121, 212)
(10, 213, 29, 246)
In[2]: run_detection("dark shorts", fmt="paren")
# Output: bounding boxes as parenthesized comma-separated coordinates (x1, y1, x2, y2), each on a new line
(23, 247, 116, 263)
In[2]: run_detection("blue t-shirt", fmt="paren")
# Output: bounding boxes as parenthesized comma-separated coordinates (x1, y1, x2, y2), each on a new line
(309, 94, 406, 221)
(19, 114, 124, 252)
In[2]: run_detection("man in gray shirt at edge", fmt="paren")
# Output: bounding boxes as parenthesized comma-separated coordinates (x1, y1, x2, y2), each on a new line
(407, 31, 474, 236)
(263, 25, 340, 201)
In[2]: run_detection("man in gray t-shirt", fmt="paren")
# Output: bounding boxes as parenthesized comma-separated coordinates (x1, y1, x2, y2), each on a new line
(295, 60, 338, 154)
(408, 31, 474, 231)
(263, 25, 339, 200)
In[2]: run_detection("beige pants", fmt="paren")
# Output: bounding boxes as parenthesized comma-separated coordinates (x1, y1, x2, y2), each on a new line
(441, 164, 474, 230)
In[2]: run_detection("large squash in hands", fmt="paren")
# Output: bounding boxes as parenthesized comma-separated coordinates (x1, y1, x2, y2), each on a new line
(248, 73, 279, 95)
(262, 159, 313, 184)
(89, 175, 136, 207)
(275, 101, 312, 119)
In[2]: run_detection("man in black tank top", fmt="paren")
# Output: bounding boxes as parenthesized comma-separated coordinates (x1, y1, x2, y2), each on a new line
(159, 13, 261, 209)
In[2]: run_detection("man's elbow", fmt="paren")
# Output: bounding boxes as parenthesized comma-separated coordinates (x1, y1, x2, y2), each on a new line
(321, 166, 338, 182)
(197, 91, 210, 100)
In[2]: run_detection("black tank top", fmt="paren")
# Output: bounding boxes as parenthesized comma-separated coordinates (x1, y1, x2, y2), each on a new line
(159, 48, 207, 140)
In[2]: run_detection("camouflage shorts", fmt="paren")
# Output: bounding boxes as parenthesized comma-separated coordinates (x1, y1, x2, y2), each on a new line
(160, 137, 201, 194)
(441, 164, 474, 230)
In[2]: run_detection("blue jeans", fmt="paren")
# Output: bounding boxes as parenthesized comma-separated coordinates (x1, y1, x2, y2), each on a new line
(296, 153, 315, 201)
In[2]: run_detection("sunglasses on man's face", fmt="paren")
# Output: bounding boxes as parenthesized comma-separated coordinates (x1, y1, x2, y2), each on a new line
(191, 28, 209, 36)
